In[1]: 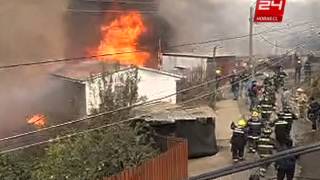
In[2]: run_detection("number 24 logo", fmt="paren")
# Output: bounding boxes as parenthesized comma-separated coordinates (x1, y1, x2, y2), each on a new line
(258, 0, 283, 11)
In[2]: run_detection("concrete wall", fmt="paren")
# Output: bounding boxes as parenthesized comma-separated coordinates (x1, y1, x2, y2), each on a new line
(86, 68, 180, 114)
(137, 69, 179, 104)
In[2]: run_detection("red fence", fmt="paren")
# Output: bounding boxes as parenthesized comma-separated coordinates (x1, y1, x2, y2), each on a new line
(104, 137, 188, 180)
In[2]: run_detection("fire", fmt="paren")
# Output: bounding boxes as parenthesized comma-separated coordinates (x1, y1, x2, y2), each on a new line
(89, 11, 150, 66)
(27, 114, 47, 128)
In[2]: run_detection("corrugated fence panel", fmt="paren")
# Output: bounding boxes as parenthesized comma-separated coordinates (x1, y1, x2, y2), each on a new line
(104, 137, 188, 180)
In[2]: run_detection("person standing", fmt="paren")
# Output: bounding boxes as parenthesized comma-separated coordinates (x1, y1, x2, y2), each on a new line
(295, 88, 308, 119)
(294, 55, 302, 84)
(230, 72, 240, 100)
(230, 119, 248, 162)
(257, 128, 275, 177)
(282, 88, 291, 108)
(278, 105, 298, 134)
(249, 80, 259, 111)
(273, 113, 292, 145)
(247, 111, 263, 153)
(304, 57, 312, 85)
(258, 96, 275, 123)
(307, 97, 320, 131)
(275, 140, 297, 180)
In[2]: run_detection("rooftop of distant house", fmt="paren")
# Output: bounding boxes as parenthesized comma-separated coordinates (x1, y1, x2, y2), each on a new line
(52, 60, 184, 83)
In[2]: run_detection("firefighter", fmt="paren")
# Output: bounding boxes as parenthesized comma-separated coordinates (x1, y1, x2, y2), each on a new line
(247, 111, 263, 153)
(278, 105, 298, 133)
(272, 112, 292, 145)
(263, 74, 273, 88)
(248, 80, 259, 111)
(273, 66, 288, 92)
(276, 140, 297, 180)
(295, 88, 308, 119)
(230, 119, 248, 162)
(258, 96, 275, 123)
(257, 127, 275, 177)
(307, 97, 320, 131)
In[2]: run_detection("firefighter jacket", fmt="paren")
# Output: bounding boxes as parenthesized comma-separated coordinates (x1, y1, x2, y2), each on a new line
(259, 99, 274, 115)
(257, 137, 275, 158)
(278, 111, 297, 125)
(273, 119, 291, 143)
(231, 127, 247, 148)
(248, 118, 263, 138)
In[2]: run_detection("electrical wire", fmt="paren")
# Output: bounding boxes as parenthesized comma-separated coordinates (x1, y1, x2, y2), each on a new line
(0, 47, 298, 154)
(0, 43, 307, 146)
(0, 21, 313, 71)
(0, 29, 314, 147)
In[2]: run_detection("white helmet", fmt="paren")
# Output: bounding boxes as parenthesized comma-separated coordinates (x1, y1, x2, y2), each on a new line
(297, 88, 304, 92)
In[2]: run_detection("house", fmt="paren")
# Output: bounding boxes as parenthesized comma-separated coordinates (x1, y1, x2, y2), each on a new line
(52, 60, 183, 116)
(161, 52, 238, 77)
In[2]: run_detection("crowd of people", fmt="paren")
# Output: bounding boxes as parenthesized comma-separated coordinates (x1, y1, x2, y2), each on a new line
(229, 65, 320, 180)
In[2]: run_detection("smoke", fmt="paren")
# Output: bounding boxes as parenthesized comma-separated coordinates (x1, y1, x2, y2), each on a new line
(158, 0, 320, 55)
(0, 0, 68, 136)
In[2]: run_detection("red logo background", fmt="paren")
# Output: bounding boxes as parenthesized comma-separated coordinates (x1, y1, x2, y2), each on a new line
(254, 0, 286, 23)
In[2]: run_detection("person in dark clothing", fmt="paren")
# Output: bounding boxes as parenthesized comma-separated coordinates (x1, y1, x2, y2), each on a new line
(249, 81, 259, 111)
(230, 73, 240, 100)
(278, 106, 298, 133)
(258, 96, 275, 123)
(272, 114, 292, 145)
(276, 140, 297, 180)
(248, 111, 263, 153)
(230, 119, 248, 162)
(294, 56, 302, 84)
(307, 97, 320, 131)
(257, 128, 275, 177)
(273, 66, 288, 92)
(304, 59, 312, 85)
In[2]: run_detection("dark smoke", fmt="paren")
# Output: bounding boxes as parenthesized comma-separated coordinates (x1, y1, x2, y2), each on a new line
(0, 0, 67, 137)
(158, 0, 320, 55)
(0, 0, 319, 137)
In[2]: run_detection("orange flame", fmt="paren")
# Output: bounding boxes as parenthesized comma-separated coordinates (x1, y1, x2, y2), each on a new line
(89, 12, 150, 66)
(27, 114, 47, 128)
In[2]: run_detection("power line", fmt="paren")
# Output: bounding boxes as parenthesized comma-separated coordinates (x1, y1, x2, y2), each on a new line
(0, 21, 313, 71)
(0, 29, 314, 146)
(0, 43, 307, 146)
(0, 48, 296, 153)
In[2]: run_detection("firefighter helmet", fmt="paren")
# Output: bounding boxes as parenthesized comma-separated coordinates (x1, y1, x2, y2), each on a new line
(237, 119, 247, 128)
(297, 88, 304, 92)
(252, 111, 260, 117)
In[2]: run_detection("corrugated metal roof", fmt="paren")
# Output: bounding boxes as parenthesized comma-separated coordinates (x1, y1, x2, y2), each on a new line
(135, 102, 216, 122)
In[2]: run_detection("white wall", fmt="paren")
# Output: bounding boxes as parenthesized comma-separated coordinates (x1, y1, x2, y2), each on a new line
(162, 55, 208, 75)
(85, 68, 180, 114)
(137, 69, 179, 104)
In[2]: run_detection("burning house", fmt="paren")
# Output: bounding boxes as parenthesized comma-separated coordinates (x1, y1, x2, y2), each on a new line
(66, 0, 167, 68)
(52, 61, 183, 116)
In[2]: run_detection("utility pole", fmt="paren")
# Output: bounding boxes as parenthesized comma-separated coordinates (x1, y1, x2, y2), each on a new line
(275, 40, 278, 56)
(209, 46, 217, 109)
(249, 6, 254, 79)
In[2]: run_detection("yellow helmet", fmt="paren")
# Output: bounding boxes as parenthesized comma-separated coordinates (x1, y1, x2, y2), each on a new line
(237, 119, 247, 128)
(252, 111, 259, 117)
